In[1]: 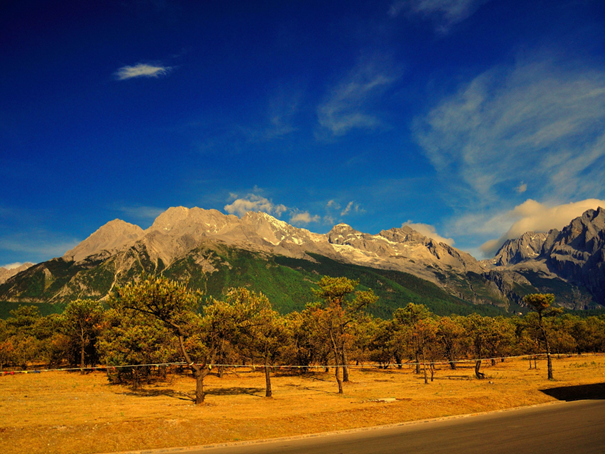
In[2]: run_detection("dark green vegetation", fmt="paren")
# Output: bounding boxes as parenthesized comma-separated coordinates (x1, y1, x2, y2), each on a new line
(0, 244, 600, 319)
(0, 247, 508, 319)
(0, 301, 66, 319)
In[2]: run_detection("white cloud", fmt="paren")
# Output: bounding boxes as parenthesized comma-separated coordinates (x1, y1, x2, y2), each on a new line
(516, 183, 527, 194)
(224, 194, 287, 218)
(390, 0, 491, 33)
(289, 212, 321, 225)
(414, 56, 605, 208)
(326, 200, 340, 209)
(341, 201, 355, 216)
(479, 199, 605, 256)
(1, 262, 28, 270)
(340, 201, 364, 216)
(403, 221, 455, 245)
(317, 56, 398, 137)
(114, 63, 171, 80)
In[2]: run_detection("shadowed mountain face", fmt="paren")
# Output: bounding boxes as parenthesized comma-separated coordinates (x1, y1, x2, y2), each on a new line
(1, 206, 604, 313)
(0, 263, 34, 285)
(543, 208, 605, 304)
(488, 232, 549, 267)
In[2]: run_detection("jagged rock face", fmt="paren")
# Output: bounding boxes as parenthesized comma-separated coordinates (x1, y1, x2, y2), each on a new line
(324, 224, 481, 277)
(491, 232, 548, 266)
(61, 208, 483, 281)
(544, 207, 605, 303)
(0, 263, 34, 284)
(64, 219, 145, 262)
(2, 206, 490, 304)
(480, 207, 605, 307)
(5, 205, 605, 308)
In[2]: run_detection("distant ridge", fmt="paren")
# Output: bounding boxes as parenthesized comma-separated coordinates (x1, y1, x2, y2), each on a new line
(0, 263, 34, 285)
(1, 206, 604, 313)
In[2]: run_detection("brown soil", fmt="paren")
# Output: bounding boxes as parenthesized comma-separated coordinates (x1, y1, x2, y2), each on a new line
(1, 355, 604, 454)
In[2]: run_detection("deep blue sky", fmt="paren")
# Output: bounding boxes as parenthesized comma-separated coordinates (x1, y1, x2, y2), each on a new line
(2, 0, 605, 267)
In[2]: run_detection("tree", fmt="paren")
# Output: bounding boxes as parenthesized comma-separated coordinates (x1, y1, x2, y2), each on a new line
(2, 306, 46, 370)
(98, 308, 178, 386)
(229, 288, 287, 397)
(524, 293, 562, 380)
(462, 314, 494, 379)
(109, 276, 211, 404)
(283, 309, 330, 373)
(312, 276, 377, 393)
(61, 299, 105, 372)
(436, 316, 466, 370)
(392, 303, 433, 375)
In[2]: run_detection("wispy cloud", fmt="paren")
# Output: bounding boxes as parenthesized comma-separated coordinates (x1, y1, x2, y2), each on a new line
(289, 211, 321, 225)
(403, 221, 455, 245)
(390, 0, 492, 33)
(1, 262, 31, 270)
(0, 232, 80, 262)
(340, 201, 363, 217)
(114, 63, 172, 80)
(224, 193, 287, 218)
(241, 89, 300, 142)
(414, 55, 605, 209)
(478, 199, 605, 256)
(317, 55, 399, 138)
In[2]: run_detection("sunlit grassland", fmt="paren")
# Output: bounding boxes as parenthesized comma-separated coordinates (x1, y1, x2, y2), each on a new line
(1, 354, 604, 454)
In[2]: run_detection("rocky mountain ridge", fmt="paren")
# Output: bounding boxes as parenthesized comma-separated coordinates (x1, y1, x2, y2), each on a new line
(1, 206, 604, 312)
(0, 263, 34, 285)
(60, 206, 483, 284)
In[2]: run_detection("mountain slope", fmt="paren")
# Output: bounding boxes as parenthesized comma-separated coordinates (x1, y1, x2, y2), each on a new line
(2, 206, 605, 314)
(0, 263, 34, 284)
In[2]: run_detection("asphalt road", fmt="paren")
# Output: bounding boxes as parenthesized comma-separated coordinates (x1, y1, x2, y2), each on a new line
(192, 400, 605, 454)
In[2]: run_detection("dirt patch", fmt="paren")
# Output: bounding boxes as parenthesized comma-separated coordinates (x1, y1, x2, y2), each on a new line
(1, 355, 604, 454)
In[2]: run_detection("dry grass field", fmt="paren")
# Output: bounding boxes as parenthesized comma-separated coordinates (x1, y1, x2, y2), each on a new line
(1, 355, 604, 454)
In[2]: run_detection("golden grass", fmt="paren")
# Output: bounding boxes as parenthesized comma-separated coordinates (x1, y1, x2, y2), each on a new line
(1, 355, 604, 454)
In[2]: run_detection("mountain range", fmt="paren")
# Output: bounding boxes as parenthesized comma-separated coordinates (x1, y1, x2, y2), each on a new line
(1, 206, 604, 316)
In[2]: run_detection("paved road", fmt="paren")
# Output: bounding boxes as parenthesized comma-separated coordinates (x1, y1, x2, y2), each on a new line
(193, 400, 605, 454)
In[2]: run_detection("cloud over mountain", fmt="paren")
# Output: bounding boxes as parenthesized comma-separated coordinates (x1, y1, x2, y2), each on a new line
(480, 199, 605, 256)
(224, 194, 287, 218)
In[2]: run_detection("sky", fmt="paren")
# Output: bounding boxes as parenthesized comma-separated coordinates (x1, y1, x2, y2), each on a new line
(2, 0, 605, 268)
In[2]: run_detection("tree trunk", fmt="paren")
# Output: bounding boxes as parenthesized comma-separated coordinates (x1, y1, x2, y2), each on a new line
(264, 359, 272, 398)
(334, 365, 343, 394)
(329, 331, 343, 394)
(341, 349, 349, 382)
(194, 369, 205, 404)
(414, 350, 421, 374)
(539, 313, 554, 380)
(430, 363, 435, 382)
(422, 348, 428, 384)
(80, 343, 85, 374)
(475, 360, 485, 379)
(394, 352, 402, 369)
(80, 327, 86, 374)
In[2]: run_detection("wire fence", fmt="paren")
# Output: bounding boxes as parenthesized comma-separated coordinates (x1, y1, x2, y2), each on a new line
(2, 352, 602, 376)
